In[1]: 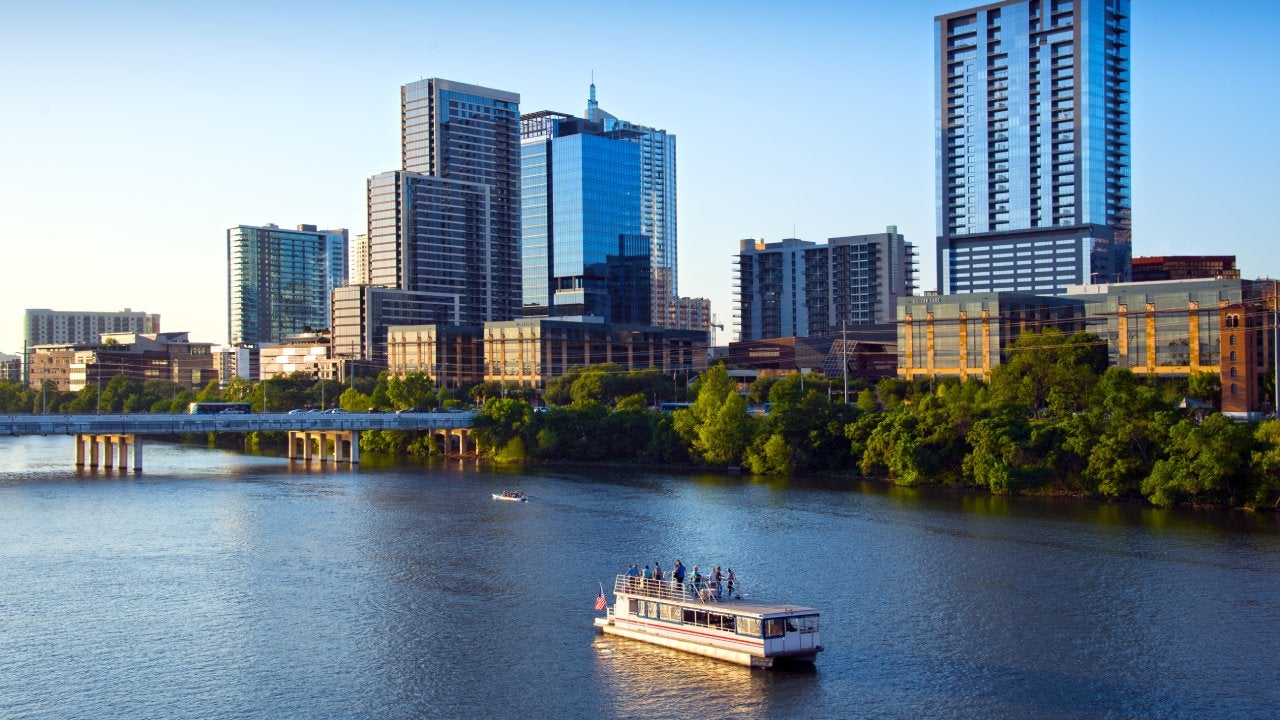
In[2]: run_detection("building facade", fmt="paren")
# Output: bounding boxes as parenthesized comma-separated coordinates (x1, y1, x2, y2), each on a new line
(520, 111, 649, 322)
(735, 238, 814, 341)
(353, 78, 522, 362)
(735, 230, 916, 342)
(386, 325, 485, 390)
(897, 278, 1278, 417)
(1131, 255, 1240, 282)
(30, 332, 215, 393)
(227, 223, 348, 346)
(585, 84, 679, 327)
(482, 319, 706, 389)
(23, 308, 160, 382)
(935, 0, 1131, 295)
(897, 291, 1082, 380)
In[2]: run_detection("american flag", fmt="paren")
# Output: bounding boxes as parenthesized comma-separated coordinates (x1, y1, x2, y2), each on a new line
(594, 589, 607, 611)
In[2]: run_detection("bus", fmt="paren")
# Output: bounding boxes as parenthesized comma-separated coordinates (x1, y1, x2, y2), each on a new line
(188, 402, 253, 415)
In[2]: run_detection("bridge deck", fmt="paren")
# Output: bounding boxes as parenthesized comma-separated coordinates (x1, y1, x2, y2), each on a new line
(0, 412, 477, 436)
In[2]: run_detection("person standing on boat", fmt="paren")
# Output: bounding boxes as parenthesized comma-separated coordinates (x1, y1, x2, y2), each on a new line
(654, 562, 663, 582)
(726, 568, 736, 597)
(673, 560, 685, 588)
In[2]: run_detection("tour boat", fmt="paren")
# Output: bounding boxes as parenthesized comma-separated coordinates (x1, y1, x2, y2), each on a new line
(593, 573, 822, 668)
(492, 491, 527, 502)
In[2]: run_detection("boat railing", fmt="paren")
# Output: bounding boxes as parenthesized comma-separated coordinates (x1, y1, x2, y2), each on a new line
(612, 574, 740, 604)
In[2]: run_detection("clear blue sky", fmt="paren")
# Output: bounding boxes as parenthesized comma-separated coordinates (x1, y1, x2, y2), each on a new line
(2, 0, 1276, 354)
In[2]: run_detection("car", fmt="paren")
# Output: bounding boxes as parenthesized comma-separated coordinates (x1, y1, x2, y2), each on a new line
(323, 408, 349, 414)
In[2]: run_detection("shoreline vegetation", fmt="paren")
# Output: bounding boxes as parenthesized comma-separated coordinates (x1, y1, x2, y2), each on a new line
(5, 329, 1279, 510)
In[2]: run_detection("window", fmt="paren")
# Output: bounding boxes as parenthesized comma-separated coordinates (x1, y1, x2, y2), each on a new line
(1231, 383, 1238, 396)
(737, 617, 761, 637)
(1230, 351, 1237, 362)
(764, 618, 786, 638)
(1230, 367, 1238, 379)
(1229, 334, 1237, 346)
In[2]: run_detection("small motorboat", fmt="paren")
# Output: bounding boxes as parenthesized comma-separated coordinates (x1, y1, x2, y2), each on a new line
(492, 491, 527, 502)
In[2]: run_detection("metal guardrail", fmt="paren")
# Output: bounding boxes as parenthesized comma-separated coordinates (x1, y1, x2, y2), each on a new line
(0, 412, 477, 436)
(613, 574, 739, 604)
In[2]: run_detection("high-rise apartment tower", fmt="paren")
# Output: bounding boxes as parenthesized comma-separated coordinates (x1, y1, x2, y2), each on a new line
(935, 0, 1131, 294)
(227, 224, 347, 346)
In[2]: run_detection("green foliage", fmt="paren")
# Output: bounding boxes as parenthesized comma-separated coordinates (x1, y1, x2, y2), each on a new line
(1063, 368, 1176, 497)
(856, 389, 877, 412)
(964, 415, 1033, 493)
(0, 381, 36, 413)
(386, 372, 434, 411)
(988, 329, 1107, 416)
(338, 387, 373, 412)
(1186, 371, 1222, 408)
(1249, 420, 1280, 508)
(745, 433, 793, 475)
(472, 398, 535, 459)
(1142, 413, 1254, 507)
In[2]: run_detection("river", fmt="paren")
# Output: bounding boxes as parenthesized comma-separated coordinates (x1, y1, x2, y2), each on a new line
(1, 435, 1278, 720)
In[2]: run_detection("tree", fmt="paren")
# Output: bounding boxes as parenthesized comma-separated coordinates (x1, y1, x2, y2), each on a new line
(1063, 368, 1176, 497)
(1186, 371, 1222, 409)
(1142, 413, 1254, 507)
(386, 372, 434, 410)
(989, 329, 1107, 416)
(338, 387, 373, 412)
(1249, 420, 1280, 508)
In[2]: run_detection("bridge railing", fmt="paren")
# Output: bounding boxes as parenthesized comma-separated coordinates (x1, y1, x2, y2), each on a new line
(0, 411, 477, 436)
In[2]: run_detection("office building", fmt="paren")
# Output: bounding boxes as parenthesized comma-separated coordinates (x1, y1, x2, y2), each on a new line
(584, 84, 679, 327)
(520, 84, 686, 328)
(935, 0, 1131, 294)
(349, 233, 370, 285)
(520, 110, 650, 323)
(227, 223, 348, 346)
(354, 79, 521, 361)
(896, 278, 1278, 418)
(1131, 256, 1239, 282)
(23, 308, 160, 384)
(29, 332, 215, 393)
(0, 353, 21, 383)
(735, 229, 916, 341)
(387, 325, 485, 391)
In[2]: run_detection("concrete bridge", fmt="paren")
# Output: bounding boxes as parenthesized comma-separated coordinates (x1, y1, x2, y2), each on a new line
(0, 412, 478, 471)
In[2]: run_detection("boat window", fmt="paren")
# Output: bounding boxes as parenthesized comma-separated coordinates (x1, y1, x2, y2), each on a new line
(646, 601, 660, 619)
(710, 613, 736, 633)
(764, 618, 786, 639)
(659, 604, 682, 623)
(737, 617, 761, 637)
(628, 598, 641, 615)
(795, 615, 820, 634)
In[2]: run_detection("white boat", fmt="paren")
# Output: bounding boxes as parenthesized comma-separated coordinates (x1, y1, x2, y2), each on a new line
(593, 573, 822, 668)
(492, 491, 527, 502)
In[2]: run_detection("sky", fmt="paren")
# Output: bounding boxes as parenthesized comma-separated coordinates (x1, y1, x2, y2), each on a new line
(1, 0, 1277, 355)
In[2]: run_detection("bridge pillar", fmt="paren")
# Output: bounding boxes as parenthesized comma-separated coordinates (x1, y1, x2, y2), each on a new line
(349, 431, 359, 464)
(302, 432, 313, 461)
(74, 434, 142, 471)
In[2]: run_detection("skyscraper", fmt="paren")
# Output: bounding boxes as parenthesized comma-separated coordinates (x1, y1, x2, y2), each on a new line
(520, 111, 650, 323)
(227, 223, 347, 346)
(586, 84, 678, 326)
(935, 0, 1131, 294)
(336, 78, 522, 363)
(519, 84, 678, 326)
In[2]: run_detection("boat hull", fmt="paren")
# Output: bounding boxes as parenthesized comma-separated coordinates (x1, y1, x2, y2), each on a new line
(593, 617, 816, 668)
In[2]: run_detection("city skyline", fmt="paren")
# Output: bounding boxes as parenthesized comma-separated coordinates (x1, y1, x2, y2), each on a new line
(1, 0, 1276, 356)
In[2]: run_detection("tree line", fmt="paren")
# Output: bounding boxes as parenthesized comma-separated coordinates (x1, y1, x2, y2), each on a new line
(468, 330, 1280, 510)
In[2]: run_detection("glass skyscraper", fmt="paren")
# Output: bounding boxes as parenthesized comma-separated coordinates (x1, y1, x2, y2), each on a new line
(935, 0, 1130, 294)
(520, 84, 676, 325)
(521, 112, 649, 323)
(227, 223, 348, 346)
